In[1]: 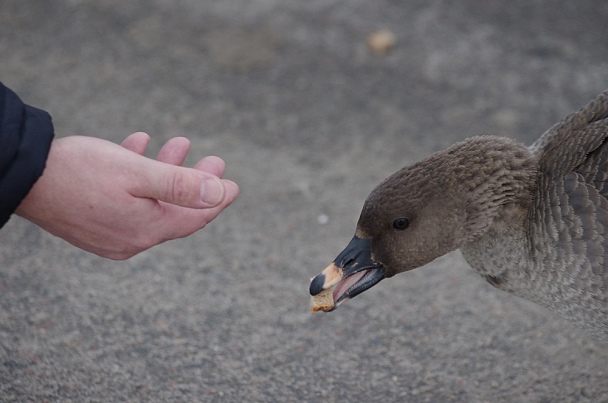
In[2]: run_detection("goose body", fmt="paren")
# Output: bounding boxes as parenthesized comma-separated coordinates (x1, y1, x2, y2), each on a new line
(310, 90, 608, 341)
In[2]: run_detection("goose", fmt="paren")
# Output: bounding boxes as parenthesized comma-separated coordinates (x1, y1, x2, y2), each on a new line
(310, 90, 608, 341)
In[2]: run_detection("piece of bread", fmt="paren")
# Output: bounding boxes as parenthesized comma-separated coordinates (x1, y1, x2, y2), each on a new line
(310, 285, 335, 313)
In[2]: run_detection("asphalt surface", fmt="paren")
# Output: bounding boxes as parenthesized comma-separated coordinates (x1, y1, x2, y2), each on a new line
(1, 1, 608, 402)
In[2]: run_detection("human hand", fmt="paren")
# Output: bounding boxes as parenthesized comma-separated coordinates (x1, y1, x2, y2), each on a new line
(16, 132, 239, 260)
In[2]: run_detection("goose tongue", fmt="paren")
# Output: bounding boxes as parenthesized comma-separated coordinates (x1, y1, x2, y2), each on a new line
(332, 269, 371, 306)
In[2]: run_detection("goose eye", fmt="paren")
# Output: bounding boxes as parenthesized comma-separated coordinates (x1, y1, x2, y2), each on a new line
(392, 217, 410, 230)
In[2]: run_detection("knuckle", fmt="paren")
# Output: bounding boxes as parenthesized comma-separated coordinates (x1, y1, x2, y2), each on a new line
(168, 171, 196, 205)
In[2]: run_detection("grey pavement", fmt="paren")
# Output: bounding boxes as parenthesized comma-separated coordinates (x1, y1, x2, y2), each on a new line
(1, 1, 608, 402)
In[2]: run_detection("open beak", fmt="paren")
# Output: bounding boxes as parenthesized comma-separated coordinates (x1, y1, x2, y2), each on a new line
(309, 235, 385, 311)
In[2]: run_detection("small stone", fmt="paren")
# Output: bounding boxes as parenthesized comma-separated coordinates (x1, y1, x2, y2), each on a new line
(367, 29, 396, 54)
(317, 214, 329, 225)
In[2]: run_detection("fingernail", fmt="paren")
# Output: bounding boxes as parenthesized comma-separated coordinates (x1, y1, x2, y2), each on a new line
(200, 177, 225, 206)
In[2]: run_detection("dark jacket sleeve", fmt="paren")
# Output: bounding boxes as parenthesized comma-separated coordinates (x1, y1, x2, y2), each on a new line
(0, 82, 54, 228)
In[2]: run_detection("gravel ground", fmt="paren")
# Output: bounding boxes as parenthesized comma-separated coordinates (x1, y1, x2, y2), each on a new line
(1, 1, 608, 402)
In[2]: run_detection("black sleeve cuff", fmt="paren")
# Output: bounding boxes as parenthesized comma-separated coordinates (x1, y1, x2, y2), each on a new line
(0, 83, 55, 228)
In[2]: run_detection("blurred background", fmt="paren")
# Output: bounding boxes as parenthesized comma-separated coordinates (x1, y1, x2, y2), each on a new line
(1, 1, 607, 401)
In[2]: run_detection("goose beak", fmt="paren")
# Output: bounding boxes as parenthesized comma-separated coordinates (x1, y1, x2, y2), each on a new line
(309, 235, 385, 311)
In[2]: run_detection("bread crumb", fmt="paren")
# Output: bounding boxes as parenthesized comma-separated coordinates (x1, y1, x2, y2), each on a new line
(310, 286, 335, 313)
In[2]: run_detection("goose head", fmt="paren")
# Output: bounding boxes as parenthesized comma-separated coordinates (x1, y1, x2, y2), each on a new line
(309, 136, 537, 310)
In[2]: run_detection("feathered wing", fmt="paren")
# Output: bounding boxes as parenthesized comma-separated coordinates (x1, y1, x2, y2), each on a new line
(528, 90, 608, 339)
(531, 90, 608, 175)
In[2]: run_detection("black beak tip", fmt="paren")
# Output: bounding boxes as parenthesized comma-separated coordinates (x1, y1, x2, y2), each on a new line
(309, 274, 327, 296)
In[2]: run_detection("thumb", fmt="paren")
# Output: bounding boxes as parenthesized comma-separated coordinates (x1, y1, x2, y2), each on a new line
(138, 163, 226, 208)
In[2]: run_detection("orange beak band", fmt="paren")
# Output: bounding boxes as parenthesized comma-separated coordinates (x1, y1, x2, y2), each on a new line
(309, 263, 343, 296)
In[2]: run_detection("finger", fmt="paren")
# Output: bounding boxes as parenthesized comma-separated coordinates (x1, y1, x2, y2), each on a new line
(193, 156, 226, 178)
(136, 163, 227, 208)
(188, 179, 240, 224)
(157, 137, 191, 166)
(121, 132, 150, 155)
(159, 179, 240, 238)
(220, 179, 240, 207)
